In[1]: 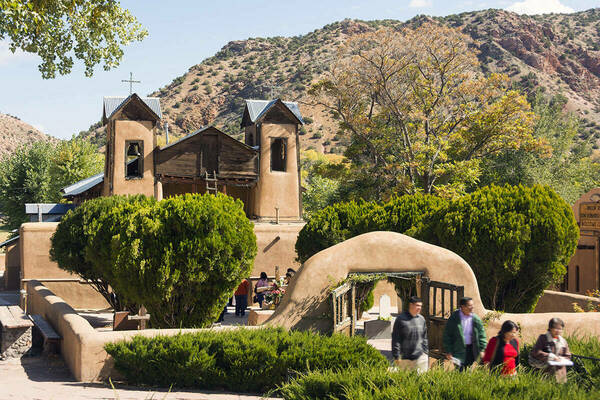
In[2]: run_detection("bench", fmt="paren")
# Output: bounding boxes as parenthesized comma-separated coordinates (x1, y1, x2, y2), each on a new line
(29, 314, 61, 354)
(0, 305, 34, 358)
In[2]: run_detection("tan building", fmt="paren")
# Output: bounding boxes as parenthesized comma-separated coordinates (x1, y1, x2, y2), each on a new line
(63, 94, 304, 222)
(561, 188, 600, 295)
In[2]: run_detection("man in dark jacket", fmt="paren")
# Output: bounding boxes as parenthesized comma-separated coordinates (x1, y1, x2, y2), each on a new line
(392, 296, 429, 372)
(442, 297, 487, 370)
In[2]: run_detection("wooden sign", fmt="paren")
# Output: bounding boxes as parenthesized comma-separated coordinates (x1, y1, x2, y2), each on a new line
(579, 202, 600, 230)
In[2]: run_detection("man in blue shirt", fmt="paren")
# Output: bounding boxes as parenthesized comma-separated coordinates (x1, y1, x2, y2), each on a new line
(391, 296, 429, 373)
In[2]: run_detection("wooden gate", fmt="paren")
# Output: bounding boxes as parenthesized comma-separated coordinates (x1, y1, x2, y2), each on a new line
(420, 278, 464, 358)
(331, 282, 356, 336)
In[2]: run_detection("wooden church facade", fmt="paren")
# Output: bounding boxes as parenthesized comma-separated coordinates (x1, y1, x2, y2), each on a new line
(63, 94, 304, 221)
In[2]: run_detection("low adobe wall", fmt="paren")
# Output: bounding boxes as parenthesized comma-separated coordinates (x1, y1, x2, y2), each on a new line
(20, 223, 109, 310)
(265, 232, 600, 340)
(26, 280, 252, 382)
(534, 290, 600, 313)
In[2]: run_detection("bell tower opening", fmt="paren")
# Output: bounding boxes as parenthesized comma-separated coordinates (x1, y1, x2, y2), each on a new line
(125, 141, 144, 179)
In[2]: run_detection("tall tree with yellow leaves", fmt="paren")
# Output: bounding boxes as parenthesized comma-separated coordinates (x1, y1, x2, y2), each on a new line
(310, 23, 543, 199)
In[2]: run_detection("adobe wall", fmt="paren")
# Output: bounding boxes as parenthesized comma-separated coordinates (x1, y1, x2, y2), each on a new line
(26, 281, 255, 382)
(251, 222, 303, 277)
(534, 289, 600, 313)
(19, 223, 109, 310)
(104, 120, 156, 197)
(252, 123, 301, 220)
(266, 231, 486, 332)
(265, 231, 600, 339)
(4, 242, 20, 290)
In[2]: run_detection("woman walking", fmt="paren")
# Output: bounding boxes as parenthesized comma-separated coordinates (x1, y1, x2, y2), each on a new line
(482, 320, 520, 376)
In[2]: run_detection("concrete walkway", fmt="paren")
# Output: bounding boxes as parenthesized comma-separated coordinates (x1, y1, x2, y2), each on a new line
(0, 356, 275, 400)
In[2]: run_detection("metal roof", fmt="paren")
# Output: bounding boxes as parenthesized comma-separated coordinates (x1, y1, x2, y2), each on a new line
(244, 99, 304, 125)
(103, 94, 162, 121)
(25, 203, 77, 215)
(61, 172, 104, 197)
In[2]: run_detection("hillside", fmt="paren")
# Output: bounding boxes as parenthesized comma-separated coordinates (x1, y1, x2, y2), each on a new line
(79, 8, 600, 155)
(0, 113, 58, 159)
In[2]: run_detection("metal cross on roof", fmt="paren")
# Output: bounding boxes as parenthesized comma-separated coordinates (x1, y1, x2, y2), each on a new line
(122, 72, 141, 94)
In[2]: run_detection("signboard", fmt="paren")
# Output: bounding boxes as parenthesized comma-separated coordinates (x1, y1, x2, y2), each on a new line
(579, 202, 600, 230)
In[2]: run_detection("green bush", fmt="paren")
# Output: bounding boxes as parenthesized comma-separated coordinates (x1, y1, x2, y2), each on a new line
(52, 193, 256, 328)
(295, 186, 578, 312)
(279, 365, 599, 399)
(105, 327, 387, 393)
(295, 200, 385, 263)
(424, 185, 578, 312)
(51, 195, 154, 311)
(109, 193, 257, 328)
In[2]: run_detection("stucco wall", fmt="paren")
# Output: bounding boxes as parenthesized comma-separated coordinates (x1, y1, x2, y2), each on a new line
(104, 120, 156, 197)
(252, 123, 300, 220)
(266, 231, 485, 332)
(251, 222, 303, 277)
(265, 231, 600, 340)
(4, 243, 20, 290)
(19, 223, 109, 310)
(26, 281, 255, 382)
(535, 289, 600, 313)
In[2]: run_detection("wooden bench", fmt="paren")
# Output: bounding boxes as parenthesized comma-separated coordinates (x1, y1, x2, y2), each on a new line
(0, 305, 34, 356)
(29, 314, 61, 354)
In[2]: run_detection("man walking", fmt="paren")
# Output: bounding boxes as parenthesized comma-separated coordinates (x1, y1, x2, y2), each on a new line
(443, 297, 487, 370)
(392, 296, 429, 373)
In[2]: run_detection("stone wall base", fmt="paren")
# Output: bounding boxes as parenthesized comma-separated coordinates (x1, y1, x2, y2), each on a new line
(0, 326, 32, 360)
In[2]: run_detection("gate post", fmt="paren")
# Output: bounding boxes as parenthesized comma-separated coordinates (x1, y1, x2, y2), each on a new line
(421, 277, 430, 320)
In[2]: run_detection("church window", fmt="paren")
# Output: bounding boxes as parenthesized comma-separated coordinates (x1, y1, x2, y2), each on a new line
(125, 140, 143, 179)
(271, 138, 286, 172)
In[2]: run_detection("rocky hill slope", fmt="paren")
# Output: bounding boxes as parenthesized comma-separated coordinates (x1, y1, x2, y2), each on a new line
(0, 113, 57, 159)
(80, 8, 600, 155)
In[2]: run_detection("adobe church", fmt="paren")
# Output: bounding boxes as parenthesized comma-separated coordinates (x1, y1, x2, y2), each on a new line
(2, 94, 306, 300)
(62, 93, 304, 222)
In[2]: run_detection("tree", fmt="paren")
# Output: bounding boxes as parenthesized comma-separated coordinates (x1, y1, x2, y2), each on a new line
(0, 138, 104, 230)
(0, 0, 147, 78)
(300, 150, 343, 217)
(48, 138, 104, 196)
(309, 24, 540, 200)
(478, 93, 600, 204)
(0, 141, 56, 230)
(50, 195, 153, 311)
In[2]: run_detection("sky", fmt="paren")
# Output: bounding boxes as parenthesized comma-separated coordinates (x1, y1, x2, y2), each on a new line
(0, 0, 598, 140)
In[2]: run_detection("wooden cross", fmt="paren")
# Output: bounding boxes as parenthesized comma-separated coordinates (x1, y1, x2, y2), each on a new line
(122, 72, 141, 95)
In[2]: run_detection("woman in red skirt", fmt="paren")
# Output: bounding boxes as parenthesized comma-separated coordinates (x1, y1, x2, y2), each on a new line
(482, 320, 520, 376)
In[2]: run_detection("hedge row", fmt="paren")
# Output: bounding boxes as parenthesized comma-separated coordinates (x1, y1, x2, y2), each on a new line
(295, 185, 578, 312)
(104, 327, 387, 393)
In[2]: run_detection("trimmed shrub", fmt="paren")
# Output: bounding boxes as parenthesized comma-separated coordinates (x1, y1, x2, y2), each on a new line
(51, 193, 256, 328)
(109, 193, 257, 328)
(105, 327, 387, 393)
(295, 200, 385, 263)
(295, 186, 578, 312)
(51, 195, 155, 311)
(424, 185, 578, 312)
